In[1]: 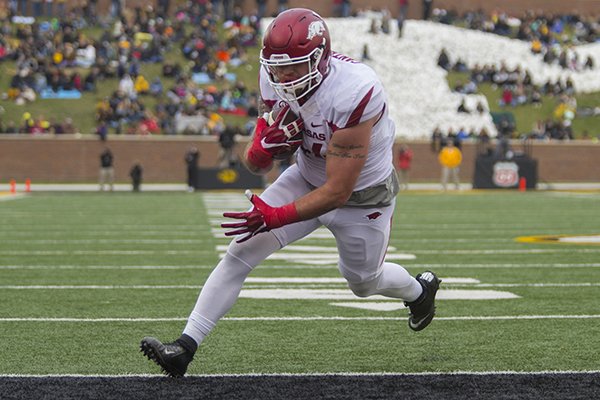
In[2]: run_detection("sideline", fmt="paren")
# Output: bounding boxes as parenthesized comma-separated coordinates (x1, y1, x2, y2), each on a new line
(3, 182, 600, 192)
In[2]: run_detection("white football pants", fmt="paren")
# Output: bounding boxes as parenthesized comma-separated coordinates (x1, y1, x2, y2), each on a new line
(183, 165, 422, 345)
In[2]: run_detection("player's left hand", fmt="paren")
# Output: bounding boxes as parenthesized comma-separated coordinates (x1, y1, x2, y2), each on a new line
(260, 108, 304, 156)
(222, 190, 284, 243)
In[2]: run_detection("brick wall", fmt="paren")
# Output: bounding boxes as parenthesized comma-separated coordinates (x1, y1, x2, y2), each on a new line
(1, 136, 598, 185)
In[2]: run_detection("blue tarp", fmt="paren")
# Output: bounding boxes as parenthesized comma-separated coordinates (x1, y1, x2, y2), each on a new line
(192, 73, 211, 84)
(191, 72, 237, 84)
(40, 89, 82, 99)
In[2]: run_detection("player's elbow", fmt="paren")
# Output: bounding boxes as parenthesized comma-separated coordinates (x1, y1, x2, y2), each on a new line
(328, 186, 354, 209)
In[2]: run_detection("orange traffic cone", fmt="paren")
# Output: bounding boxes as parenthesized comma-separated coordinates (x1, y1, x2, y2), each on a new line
(25, 178, 31, 193)
(518, 177, 527, 192)
(9, 179, 16, 194)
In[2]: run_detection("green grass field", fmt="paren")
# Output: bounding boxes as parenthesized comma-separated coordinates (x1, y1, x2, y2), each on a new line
(0, 190, 599, 380)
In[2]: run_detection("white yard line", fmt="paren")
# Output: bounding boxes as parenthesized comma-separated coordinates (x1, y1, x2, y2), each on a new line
(0, 282, 596, 290)
(1, 315, 600, 322)
(0, 193, 27, 202)
(3, 248, 595, 256)
(1, 263, 599, 270)
(0, 239, 205, 244)
(412, 249, 600, 255)
(0, 265, 213, 270)
(0, 250, 214, 255)
(408, 263, 600, 268)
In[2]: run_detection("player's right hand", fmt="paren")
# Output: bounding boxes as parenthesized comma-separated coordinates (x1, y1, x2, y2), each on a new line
(221, 190, 300, 243)
(221, 190, 270, 243)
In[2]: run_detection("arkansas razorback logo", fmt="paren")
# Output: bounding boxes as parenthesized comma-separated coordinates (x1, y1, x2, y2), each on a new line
(366, 212, 382, 220)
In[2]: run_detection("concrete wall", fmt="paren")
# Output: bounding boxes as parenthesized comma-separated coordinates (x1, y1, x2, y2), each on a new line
(1, 136, 598, 185)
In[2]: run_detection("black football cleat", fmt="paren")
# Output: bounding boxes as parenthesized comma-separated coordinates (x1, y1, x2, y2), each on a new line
(140, 336, 193, 377)
(404, 271, 441, 332)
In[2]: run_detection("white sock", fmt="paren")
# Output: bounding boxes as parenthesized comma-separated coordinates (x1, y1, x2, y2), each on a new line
(183, 232, 281, 346)
(375, 262, 423, 301)
(349, 262, 423, 301)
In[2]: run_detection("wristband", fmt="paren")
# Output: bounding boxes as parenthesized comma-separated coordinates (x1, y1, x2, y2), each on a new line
(270, 202, 300, 228)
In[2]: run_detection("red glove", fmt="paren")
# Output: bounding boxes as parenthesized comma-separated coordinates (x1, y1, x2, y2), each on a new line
(246, 116, 272, 169)
(222, 190, 300, 243)
(247, 106, 304, 168)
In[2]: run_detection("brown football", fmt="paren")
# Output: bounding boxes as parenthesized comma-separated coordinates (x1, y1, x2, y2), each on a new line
(267, 106, 304, 160)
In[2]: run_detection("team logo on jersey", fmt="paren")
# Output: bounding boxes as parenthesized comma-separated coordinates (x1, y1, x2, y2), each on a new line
(307, 21, 326, 40)
(492, 162, 519, 187)
(365, 212, 382, 220)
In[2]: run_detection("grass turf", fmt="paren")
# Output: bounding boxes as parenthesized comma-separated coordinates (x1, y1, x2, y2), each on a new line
(0, 190, 599, 397)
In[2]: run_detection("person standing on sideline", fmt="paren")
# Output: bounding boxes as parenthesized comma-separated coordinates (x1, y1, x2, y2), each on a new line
(438, 140, 462, 191)
(129, 162, 143, 192)
(141, 8, 441, 377)
(99, 147, 114, 191)
(185, 147, 199, 192)
(217, 125, 237, 168)
(397, 144, 413, 190)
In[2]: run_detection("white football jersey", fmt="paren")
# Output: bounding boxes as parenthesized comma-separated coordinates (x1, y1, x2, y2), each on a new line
(260, 53, 395, 191)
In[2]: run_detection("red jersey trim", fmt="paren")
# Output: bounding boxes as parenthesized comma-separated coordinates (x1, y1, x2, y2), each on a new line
(345, 86, 374, 129)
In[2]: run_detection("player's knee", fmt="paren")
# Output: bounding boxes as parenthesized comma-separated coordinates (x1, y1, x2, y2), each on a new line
(348, 278, 378, 298)
(226, 239, 253, 261)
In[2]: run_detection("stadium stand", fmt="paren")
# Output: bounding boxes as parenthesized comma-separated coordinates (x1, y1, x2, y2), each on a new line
(323, 15, 600, 139)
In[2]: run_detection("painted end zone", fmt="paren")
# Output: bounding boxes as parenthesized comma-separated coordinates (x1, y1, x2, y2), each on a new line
(2, 373, 600, 400)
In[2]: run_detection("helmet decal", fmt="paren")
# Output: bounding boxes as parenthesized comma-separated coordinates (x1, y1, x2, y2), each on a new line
(307, 21, 326, 40)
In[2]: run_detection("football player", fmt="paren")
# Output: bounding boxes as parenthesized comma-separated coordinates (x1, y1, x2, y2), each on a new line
(141, 8, 440, 377)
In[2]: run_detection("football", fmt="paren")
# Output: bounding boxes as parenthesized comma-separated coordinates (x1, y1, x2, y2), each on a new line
(266, 105, 305, 160)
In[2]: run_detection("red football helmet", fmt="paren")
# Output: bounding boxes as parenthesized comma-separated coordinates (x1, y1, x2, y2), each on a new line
(260, 8, 331, 102)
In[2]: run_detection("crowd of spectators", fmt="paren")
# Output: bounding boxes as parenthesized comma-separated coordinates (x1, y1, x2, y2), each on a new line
(431, 8, 598, 71)
(432, 6, 597, 141)
(440, 49, 586, 140)
(0, 2, 598, 141)
(430, 125, 492, 152)
(0, 111, 77, 134)
(0, 0, 262, 137)
(443, 53, 578, 109)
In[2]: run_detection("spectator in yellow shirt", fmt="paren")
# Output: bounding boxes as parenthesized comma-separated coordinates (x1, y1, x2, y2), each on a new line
(438, 140, 462, 191)
(135, 75, 150, 95)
